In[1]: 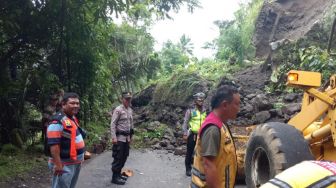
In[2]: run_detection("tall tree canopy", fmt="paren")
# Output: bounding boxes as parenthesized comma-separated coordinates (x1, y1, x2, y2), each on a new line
(0, 0, 199, 145)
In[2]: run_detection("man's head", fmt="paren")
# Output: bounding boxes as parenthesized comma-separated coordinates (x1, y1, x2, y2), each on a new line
(193, 92, 206, 107)
(62, 92, 80, 116)
(211, 85, 240, 121)
(122, 92, 132, 108)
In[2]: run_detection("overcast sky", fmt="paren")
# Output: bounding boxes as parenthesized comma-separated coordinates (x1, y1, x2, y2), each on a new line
(150, 0, 247, 59)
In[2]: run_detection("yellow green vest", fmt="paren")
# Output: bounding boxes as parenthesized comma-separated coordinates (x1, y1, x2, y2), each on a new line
(191, 125, 237, 188)
(189, 109, 207, 133)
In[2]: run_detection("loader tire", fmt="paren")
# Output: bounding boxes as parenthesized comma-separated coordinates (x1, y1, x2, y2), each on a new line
(244, 122, 314, 188)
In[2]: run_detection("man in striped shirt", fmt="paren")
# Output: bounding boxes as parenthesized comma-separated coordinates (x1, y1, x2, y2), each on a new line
(47, 92, 85, 188)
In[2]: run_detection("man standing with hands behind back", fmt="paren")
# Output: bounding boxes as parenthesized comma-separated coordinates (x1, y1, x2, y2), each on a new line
(110, 92, 134, 185)
(183, 92, 207, 177)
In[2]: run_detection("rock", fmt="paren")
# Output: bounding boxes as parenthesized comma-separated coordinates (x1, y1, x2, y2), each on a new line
(246, 94, 256, 100)
(149, 138, 160, 145)
(164, 128, 175, 138)
(132, 84, 156, 107)
(152, 143, 162, 150)
(243, 103, 254, 113)
(93, 144, 104, 154)
(166, 145, 175, 151)
(146, 121, 161, 132)
(281, 103, 301, 115)
(255, 111, 271, 124)
(174, 147, 186, 156)
(159, 140, 168, 147)
(284, 93, 298, 102)
(251, 94, 273, 112)
(269, 109, 277, 117)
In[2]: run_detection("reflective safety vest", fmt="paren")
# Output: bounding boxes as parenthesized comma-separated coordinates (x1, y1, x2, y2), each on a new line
(261, 161, 336, 188)
(191, 112, 237, 188)
(50, 112, 80, 161)
(189, 108, 207, 133)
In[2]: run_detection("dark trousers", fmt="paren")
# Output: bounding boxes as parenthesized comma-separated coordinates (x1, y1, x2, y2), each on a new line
(185, 133, 197, 171)
(112, 141, 130, 175)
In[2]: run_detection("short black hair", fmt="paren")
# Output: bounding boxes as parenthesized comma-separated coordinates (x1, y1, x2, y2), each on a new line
(211, 85, 238, 109)
(62, 92, 79, 103)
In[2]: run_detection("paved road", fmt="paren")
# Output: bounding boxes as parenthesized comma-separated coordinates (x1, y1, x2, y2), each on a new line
(77, 149, 189, 188)
(77, 149, 246, 188)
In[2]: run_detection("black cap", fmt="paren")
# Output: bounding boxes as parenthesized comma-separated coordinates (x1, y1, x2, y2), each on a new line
(122, 92, 132, 99)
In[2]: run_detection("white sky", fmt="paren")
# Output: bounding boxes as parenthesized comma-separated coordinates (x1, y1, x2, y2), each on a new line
(150, 0, 246, 59)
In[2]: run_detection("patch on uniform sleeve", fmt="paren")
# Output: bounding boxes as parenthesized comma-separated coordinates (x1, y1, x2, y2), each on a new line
(65, 119, 72, 127)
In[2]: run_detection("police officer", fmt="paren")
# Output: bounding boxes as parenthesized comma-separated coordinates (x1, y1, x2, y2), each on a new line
(110, 92, 134, 185)
(183, 92, 207, 176)
(191, 85, 240, 188)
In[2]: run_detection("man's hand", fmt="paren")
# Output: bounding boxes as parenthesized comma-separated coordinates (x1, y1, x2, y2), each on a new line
(112, 138, 118, 144)
(183, 134, 188, 141)
(203, 156, 220, 188)
(53, 162, 64, 176)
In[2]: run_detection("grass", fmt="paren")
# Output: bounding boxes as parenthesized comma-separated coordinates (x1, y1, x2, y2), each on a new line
(0, 150, 46, 181)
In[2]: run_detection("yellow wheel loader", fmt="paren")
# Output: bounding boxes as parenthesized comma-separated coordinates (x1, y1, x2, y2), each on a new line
(244, 70, 336, 187)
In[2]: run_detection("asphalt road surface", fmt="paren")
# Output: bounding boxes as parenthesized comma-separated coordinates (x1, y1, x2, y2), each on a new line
(77, 149, 246, 188)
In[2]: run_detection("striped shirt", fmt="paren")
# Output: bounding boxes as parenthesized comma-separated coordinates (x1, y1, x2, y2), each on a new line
(47, 120, 85, 165)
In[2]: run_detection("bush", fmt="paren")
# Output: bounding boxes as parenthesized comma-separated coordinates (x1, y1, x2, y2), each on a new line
(1, 144, 20, 156)
(26, 144, 44, 154)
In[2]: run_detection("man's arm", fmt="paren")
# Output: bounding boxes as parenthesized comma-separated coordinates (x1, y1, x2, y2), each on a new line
(182, 109, 191, 136)
(47, 122, 64, 175)
(203, 156, 220, 188)
(50, 144, 63, 175)
(110, 108, 120, 143)
(200, 125, 221, 188)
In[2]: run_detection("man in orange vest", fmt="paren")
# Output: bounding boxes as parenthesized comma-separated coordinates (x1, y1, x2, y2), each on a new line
(191, 85, 240, 188)
(47, 92, 86, 188)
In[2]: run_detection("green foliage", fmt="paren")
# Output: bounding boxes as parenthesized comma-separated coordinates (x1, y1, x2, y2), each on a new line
(299, 46, 336, 80)
(0, 0, 199, 146)
(269, 45, 336, 92)
(1, 144, 19, 156)
(213, 0, 264, 63)
(83, 121, 109, 148)
(133, 123, 167, 148)
(160, 39, 190, 73)
(153, 70, 210, 105)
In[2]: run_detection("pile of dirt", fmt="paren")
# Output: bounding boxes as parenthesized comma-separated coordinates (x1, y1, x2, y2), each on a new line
(254, 0, 334, 58)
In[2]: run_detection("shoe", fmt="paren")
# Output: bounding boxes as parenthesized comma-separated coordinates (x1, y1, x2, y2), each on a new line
(119, 175, 128, 181)
(111, 177, 126, 185)
(186, 170, 191, 177)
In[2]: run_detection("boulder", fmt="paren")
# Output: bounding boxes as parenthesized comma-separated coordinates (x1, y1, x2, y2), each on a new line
(166, 145, 175, 151)
(159, 140, 168, 147)
(132, 84, 156, 107)
(174, 147, 186, 156)
(282, 103, 301, 115)
(284, 93, 299, 102)
(251, 94, 273, 112)
(255, 111, 271, 124)
(151, 143, 162, 150)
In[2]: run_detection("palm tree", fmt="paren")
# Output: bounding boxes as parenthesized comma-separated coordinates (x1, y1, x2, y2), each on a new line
(178, 34, 194, 56)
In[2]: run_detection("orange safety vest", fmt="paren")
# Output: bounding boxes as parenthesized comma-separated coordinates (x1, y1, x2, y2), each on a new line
(50, 113, 79, 161)
(191, 112, 237, 188)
